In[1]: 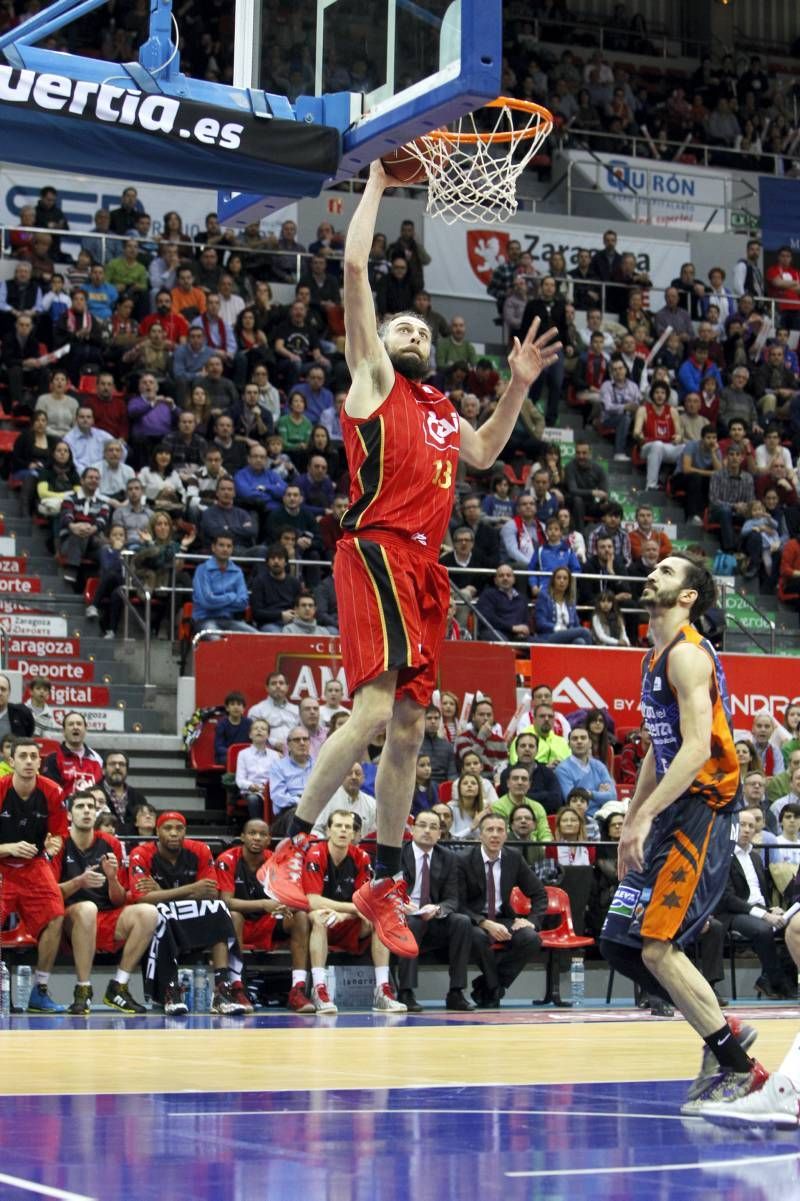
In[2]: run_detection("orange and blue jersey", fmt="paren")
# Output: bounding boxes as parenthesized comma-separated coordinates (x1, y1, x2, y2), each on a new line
(640, 622, 740, 811)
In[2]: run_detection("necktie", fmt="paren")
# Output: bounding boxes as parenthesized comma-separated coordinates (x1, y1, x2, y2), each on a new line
(419, 853, 431, 907)
(486, 860, 497, 920)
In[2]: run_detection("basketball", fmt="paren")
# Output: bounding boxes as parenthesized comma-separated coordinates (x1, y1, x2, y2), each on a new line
(381, 141, 428, 184)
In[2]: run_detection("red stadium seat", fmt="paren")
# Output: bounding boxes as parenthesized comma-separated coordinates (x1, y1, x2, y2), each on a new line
(537, 886, 595, 1005)
(189, 720, 223, 775)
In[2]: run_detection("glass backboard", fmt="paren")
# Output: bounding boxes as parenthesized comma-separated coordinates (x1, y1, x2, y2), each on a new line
(222, 0, 501, 221)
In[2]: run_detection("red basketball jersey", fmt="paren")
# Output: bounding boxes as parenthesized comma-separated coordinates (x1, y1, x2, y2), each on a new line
(340, 373, 460, 555)
(642, 403, 676, 444)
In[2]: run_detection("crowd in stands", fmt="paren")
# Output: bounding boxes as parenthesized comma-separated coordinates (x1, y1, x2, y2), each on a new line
(502, 3, 800, 173)
(3, 676, 800, 1014)
(485, 225, 800, 618)
(2, 178, 800, 639)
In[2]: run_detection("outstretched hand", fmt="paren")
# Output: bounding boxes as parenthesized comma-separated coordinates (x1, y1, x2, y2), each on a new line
(508, 317, 562, 389)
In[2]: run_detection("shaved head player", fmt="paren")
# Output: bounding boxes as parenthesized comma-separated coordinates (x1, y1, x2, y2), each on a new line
(265, 158, 561, 954)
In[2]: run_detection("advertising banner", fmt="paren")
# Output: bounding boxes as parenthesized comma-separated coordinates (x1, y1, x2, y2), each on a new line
(9, 657, 94, 682)
(528, 645, 800, 726)
(195, 636, 519, 728)
(51, 706, 124, 731)
(423, 217, 687, 303)
(0, 164, 297, 243)
(0, 614, 68, 637)
(564, 151, 728, 231)
(48, 684, 110, 707)
(5, 635, 79, 658)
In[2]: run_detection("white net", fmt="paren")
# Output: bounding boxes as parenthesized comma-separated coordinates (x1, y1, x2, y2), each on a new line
(405, 99, 553, 225)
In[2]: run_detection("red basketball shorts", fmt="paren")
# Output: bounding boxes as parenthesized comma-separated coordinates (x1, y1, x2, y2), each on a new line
(327, 914, 371, 956)
(0, 858, 65, 937)
(334, 534, 450, 706)
(242, 913, 287, 951)
(94, 908, 127, 953)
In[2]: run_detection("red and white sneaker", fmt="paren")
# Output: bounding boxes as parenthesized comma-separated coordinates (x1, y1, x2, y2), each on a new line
(353, 878, 418, 958)
(229, 980, 254, 1013)
(372, 983, 407, 1012)
(311, 983, 337, 1014)
(257, 833, 313, 911)
(287, 982, 315, 1014)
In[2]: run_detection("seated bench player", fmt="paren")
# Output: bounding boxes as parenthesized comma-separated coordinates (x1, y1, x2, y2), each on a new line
(128, 810, 251, 1015)
(54, 790, 157, 1015)
(299, 810, 407, 1015)
(216, 818, 311, 1012)
(0, 738, 68, 1013)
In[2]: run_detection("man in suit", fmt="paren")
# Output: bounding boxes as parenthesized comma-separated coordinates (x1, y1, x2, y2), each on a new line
(458, 811, 547, 1007)
(397, 810, 474, 1012)
(0, 672, 35, 738)
(715, 808, 793, 999)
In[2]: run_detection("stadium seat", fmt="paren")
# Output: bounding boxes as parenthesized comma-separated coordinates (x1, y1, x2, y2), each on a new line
(536, 886, 595, 1005)
(189, 720, 223, 776)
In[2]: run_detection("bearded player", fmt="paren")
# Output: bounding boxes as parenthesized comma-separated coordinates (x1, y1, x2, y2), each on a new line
(265, 159, 560, 955)
(599, 553, 770, 1115)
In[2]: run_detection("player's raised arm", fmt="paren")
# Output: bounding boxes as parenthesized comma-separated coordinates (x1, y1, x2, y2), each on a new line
(459, 317, 562, 469)
(343, 161, 394, 400)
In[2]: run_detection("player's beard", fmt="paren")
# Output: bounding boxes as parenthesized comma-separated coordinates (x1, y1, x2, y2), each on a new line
(640, 581, 682, 612)
(388, 350, 428, 380)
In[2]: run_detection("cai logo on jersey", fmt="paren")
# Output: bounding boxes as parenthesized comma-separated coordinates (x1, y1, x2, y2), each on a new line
(422, 410, 460, 451)
(551, 676, 608, 710)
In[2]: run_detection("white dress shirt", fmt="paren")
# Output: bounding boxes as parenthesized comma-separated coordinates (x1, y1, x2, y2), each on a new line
(734, 843, 766, 916)
(410, 843, 432, 907)
(480, 848, 502, 917)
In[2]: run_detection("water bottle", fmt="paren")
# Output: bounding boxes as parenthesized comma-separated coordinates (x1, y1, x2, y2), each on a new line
(193, 966, 210, 1013)
(15, 965, 32, 1011)
(570, 955, 585, 1006)
(178, 969, 193, 1013)
(0, 962, 10, 1018)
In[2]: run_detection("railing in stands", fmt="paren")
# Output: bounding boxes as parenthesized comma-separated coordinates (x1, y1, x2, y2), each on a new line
(139, 553, 781, 687)
(0, 221, 784, 323)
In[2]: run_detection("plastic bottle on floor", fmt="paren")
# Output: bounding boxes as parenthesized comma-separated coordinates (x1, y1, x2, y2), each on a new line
(0, 962, 10, 1017)
(15, 965, 32, 1011)
(570, 956, 585, 1006)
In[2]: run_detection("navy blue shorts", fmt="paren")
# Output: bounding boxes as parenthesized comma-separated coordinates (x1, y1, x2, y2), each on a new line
(602, 793, 738, 950)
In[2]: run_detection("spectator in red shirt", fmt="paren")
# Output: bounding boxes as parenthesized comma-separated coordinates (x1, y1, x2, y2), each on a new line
(42, 712, 104, 794)
(466, 359, 501, 404)
(54, 790, 157, 1015)
(83, 371, 128, 442)
(632, 380, 683, 491)
(139, 290, 190, 348)
(628, 504, 673, 562)
(766, 246, 800, 332)
(0, 739, 68, 1012)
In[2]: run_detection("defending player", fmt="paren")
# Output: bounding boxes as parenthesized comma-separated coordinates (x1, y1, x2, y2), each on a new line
(265, 160, 560, 955)
(599, 553, 767, 1113)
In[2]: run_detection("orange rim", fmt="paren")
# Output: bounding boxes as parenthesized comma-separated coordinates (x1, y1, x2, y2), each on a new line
(423, 97, 553, 146)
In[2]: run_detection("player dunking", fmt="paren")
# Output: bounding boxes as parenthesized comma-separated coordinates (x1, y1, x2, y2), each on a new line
(599, 553, 770, 1114)
(264, 160, 560, 954)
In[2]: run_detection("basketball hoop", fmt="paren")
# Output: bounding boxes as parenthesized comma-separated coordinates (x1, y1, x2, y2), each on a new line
(404, 97, 553, 225)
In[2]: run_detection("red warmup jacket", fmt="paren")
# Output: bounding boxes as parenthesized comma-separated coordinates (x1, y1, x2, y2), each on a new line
(780, 539, 800, 591)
